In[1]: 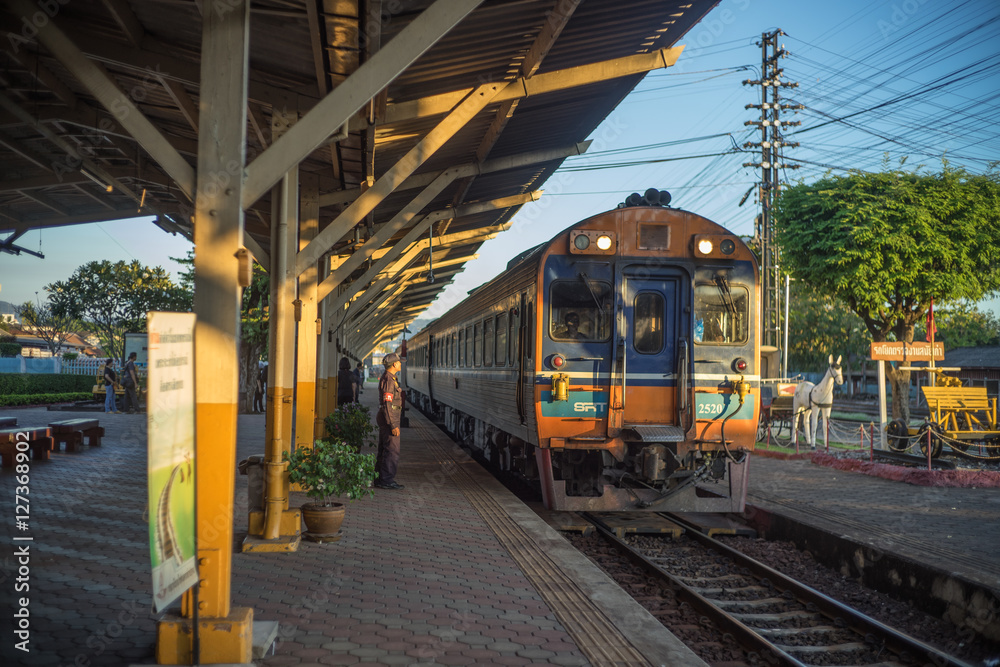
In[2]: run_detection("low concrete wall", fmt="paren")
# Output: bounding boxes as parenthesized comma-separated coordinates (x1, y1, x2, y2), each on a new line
(744, 504, 1000, 643)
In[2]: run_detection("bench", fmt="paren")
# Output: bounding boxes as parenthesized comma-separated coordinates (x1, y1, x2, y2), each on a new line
(0, 427, 54, 468)
(48, 419, 104, 452)
(921, 386, 997, 432)
(0, 416, 16, 428)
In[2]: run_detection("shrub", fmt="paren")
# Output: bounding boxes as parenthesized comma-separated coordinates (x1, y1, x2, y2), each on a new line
(0, 392, 92, 407)
(284, 439, 376, 505)
(62, 352, 79, 361)
(0, 342, 21, 357)
(0, 374, 94, 395)
(324, 403, 376, 450)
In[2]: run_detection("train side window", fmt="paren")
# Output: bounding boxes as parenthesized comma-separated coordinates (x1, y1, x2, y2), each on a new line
(525, 303, 533, 360)
(466, 325, 473, 365)
(484, 317, 494, 366)
(458, 330, 464, 366)
(633, 292, 664, 354)
(509, 309, 518, 366)
(452, 333, 457, 366)
(496, 313, 508, 366)
(549, 279, 612, 341)
(693, 282, 750, 345)
(474, 323, 482, 366)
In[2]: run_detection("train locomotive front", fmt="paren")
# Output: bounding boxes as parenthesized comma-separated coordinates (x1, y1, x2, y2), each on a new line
(405, 192, 759, 511)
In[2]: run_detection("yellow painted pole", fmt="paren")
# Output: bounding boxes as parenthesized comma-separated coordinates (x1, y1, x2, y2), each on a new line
(157, 0, 254, 662)
(295, 172, 319, 449)
(241, 108, 301, 552)
(315, 286, 329, 439)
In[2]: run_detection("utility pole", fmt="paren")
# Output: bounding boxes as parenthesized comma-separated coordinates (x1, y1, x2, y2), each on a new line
(743, 29, 802, 375)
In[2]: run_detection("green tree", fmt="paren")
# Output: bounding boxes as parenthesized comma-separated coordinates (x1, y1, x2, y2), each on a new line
(786, 283, 871, 377)
(918, 301, 1000, 350)
(14, 299, 83, 357)
(775, 166, 1000, 420)
(239, 262, 268, 413)
(46, 260, 190, 361)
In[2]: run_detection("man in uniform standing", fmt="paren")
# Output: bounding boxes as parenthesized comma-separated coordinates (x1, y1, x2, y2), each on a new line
(375, 353, 405, 490)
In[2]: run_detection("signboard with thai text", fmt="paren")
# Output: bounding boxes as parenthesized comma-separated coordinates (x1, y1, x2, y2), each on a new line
(146, 312, 198, 613)
(869, 341, 944, 361)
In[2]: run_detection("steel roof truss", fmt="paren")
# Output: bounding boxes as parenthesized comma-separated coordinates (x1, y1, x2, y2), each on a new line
(317, 190, 538, 304)
(316, 141, 589, 209)
(242, 0, 486, 210)
(376, 46, 684, 127)
(8, 0, 197, 200)
(298, 80, 504, 276)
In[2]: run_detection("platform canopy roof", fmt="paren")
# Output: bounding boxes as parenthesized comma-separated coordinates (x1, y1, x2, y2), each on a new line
(0, 0, 717, 348)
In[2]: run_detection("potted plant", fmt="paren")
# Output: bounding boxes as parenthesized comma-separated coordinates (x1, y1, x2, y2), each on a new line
(284, 438, 376, 540)
(324, 403, 376, 450)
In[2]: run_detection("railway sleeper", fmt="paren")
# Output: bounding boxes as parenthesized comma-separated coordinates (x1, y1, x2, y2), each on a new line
(688, 585, 772, 596)
(674, 574, 753, 584)
(713, 597, 791, 609)
(773, 642, 871, 654)
(734, 611, 823, 622)
(754, 626, 840, 636)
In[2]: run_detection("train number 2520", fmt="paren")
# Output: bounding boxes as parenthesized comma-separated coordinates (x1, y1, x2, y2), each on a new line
(697, 402, 727, 415)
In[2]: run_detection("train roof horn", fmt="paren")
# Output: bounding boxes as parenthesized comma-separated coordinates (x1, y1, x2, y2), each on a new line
(619, 188, 671, 208)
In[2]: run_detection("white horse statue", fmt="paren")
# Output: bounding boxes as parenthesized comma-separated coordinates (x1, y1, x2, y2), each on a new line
(792, 354, 845, 449)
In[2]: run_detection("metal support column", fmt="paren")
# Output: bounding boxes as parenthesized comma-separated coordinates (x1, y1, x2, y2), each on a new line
(156, 0, 254, 662)
(242, 109, 302, 553)
(296, 173, 321, 447)
(315, 263, 330, 438)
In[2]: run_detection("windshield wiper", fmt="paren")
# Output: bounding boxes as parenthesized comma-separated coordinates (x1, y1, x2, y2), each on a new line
(579, 272, 605, 313)
(714, 274, 737, 315)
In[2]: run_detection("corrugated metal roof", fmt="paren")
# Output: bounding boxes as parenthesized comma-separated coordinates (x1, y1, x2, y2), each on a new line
(0, 0, 718, 343)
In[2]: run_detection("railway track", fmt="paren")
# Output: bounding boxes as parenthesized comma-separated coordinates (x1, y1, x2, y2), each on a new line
(583, 512, 975, 667)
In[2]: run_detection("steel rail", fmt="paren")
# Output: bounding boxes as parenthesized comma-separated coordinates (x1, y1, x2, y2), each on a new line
(583, 512, 810, 667)
(659, 512, 976, 667)
(583, 512, 974, 667)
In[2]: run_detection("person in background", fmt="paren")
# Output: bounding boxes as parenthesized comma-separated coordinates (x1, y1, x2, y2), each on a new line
(103, 358, 118, 414)
(253, 360, 266, 413)
(122, 352, 141, 413)
(354, 361, 365, 400)
(375, 353, 404, 490)
(337, 357, 358, 405)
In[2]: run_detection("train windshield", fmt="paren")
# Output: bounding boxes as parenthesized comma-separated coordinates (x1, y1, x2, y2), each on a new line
(693, 282, 749, 344)
(549, 279, 612, 341)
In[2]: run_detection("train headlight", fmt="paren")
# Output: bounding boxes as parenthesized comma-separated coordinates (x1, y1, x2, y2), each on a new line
(694, 234, 741, 258)
(732, 357, 748, 372)
(549, 353, 567, 369)
(570, 230, 616, 254)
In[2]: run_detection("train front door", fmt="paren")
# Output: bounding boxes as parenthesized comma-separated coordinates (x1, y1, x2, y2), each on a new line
(619, 273, 683, 426)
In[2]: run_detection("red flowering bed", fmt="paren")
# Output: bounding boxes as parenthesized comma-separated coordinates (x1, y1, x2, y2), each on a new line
(809, 452, 1000, 488)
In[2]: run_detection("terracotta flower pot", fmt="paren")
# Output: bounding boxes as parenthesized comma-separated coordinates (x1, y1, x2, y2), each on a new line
(301, 502, 345, 540)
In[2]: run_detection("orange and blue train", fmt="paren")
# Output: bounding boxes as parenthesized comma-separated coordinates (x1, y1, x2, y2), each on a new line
(404, 190, 760, 511)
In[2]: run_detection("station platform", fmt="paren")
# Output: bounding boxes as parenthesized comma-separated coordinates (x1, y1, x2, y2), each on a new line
(3, 391, 999, 665)
(0, 391, 704, 667)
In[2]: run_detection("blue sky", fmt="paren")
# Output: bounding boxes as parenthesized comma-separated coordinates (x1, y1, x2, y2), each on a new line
(3, 0, 998, 322)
